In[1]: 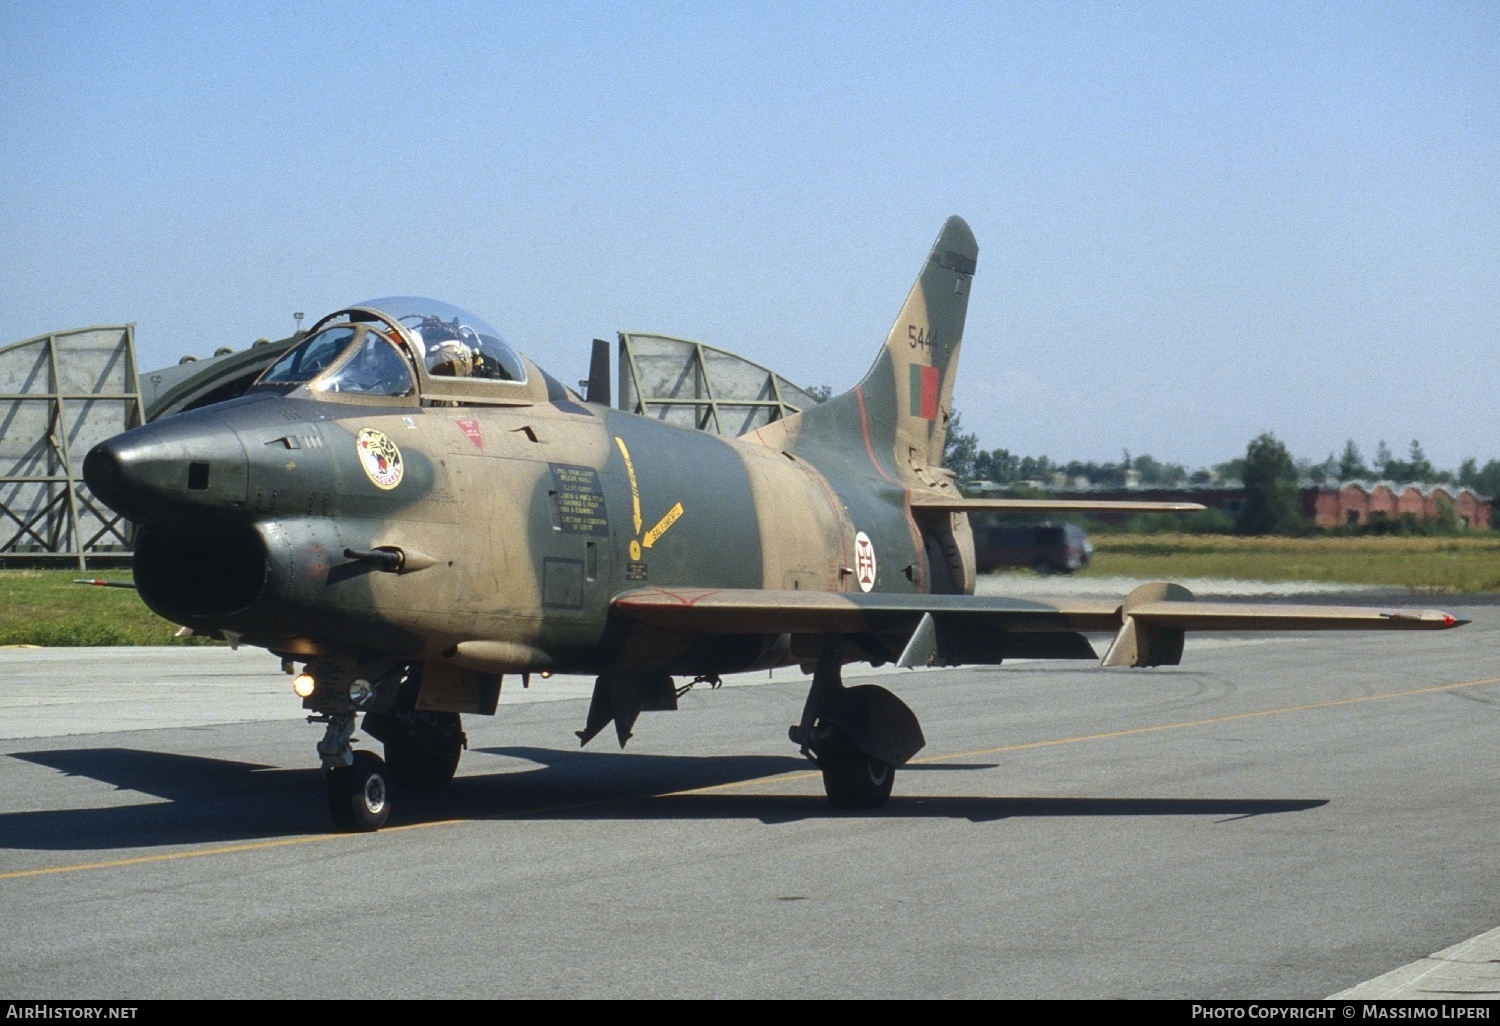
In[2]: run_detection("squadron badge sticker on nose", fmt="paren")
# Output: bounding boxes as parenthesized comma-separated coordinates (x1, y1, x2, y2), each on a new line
(356, 428, 403, 490)
(854, 531, 877, 592)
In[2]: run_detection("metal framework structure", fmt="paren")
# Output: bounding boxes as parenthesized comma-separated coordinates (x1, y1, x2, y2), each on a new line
(140, 336, 296, 421)
(0, 325, 144, 568)
(617, 333, 822, 437)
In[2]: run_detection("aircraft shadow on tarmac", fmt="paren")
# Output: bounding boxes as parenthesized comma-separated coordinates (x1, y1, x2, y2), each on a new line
(2, 745, 1327, 851)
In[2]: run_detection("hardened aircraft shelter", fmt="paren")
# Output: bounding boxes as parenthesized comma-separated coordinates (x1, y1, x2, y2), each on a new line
(0, 325, 145, 568)
(617, 332, 822, 436)
(0, 326, 296, 568)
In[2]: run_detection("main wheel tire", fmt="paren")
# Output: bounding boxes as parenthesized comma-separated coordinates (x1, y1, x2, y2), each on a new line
(327, 750, 391, 832)
(815, 726, 895, 810)
(383, 712, 463, 790)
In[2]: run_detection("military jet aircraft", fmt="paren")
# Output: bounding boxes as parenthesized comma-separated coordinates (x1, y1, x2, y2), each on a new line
(82, 216, 1465, 831)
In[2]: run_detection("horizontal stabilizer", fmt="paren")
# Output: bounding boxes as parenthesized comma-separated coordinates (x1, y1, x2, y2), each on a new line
(1099, 581, 1465, 667)
(612, 586, 1465, 670)
(1126, 601, 1465, 632)
(908, 496, 1206, 514)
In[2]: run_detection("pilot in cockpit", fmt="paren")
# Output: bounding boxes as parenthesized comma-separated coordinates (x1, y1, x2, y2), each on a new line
(409, 314, 481, 378)
(426, 337, 476, 378)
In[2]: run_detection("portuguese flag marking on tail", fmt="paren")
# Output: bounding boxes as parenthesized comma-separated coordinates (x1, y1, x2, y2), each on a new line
(909, 364, 939, 420)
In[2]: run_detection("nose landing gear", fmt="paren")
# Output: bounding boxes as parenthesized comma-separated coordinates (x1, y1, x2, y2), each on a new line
(300, 656, 406, 832)
(327, 750, 391, 831)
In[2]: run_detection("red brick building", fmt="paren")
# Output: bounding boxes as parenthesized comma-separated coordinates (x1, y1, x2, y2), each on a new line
(1307, 482, 1491, 530)
(1043, 483, 1491, 530)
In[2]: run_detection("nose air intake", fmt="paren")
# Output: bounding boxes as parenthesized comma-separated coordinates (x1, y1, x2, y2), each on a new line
(131, 520, 268, 620)
(83, 411, 265, 622)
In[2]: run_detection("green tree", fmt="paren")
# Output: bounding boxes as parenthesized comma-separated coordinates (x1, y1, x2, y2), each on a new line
(1405, 440, 1438, 483)
(1303, 454, 1337, 485)
(1434, 495, 1458, 531)
(1238, 433, 1303, 535)
(942, 412, 979, 480)
(1214, 457, 1246, 484)
(1459, 458, 1500, 498)
(1375, 440, 1396, 478)
(1018, 454, 1056, 482)
(1458, 457, 1479, 488)
(976, 448, 1021, 483)
(1133, 453, 1187, 486)
(1337, 439, 1369, 480)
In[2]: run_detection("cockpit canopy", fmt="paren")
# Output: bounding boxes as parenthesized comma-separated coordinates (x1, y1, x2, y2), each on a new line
(254, 297, 530, 404)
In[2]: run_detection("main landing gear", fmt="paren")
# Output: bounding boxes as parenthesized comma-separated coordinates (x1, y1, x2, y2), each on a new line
(301, 660, 467, 832)
(789, 636, 926, 809)
(363, 709, 466, 790)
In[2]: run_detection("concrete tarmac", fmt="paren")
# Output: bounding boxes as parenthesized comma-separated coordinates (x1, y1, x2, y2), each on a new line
(1, 594, 1498, 998)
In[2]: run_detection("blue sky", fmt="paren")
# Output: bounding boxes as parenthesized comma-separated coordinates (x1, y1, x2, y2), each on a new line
(3, 1, 1496, 470)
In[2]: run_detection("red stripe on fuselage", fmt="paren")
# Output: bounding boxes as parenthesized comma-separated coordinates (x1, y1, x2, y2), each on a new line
(852, 387, 927, 593)
(853, 385, 895, 483)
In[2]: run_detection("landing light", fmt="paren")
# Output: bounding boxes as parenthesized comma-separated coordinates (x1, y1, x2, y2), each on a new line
(349, 679, 373, 706)
(292, 673, 316, 698)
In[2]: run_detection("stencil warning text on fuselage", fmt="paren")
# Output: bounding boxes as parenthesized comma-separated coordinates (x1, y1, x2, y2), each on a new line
(550, 464, 610, 535)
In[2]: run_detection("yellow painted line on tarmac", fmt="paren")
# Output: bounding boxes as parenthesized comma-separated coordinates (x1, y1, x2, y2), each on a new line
(917, 674, 1500, 765)
(0, 819, 465, 882)
(10, 675, 1500, 879)
(673, 673, 1500, 795)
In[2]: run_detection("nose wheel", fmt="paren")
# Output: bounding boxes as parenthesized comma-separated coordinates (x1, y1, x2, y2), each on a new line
(300, 659, 411, 831)
(327, 750, 391, 832)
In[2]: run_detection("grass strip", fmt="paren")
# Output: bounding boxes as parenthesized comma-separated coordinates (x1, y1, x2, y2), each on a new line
(1084, 533, 1500, 592)
(0, 570, 219, 646)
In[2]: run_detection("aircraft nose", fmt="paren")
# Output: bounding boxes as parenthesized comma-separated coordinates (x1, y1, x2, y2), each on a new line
(84, 415, 250, 522)
(81, 442, 129, 510)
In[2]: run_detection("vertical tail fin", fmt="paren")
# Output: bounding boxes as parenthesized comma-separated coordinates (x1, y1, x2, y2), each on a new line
(875, 215, 977, 475)
(767, 217, 977, 483)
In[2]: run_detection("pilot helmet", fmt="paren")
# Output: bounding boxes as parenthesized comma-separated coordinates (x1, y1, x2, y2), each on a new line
(428, 337, 475, 377)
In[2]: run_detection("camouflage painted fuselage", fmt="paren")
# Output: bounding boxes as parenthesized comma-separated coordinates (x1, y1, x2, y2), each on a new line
(84, 217, 980, 680)
(91, 380, 967, 677)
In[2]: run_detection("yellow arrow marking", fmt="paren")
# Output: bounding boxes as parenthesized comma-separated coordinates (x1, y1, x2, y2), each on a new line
(643, 502, 684, 548)
(614, 436, 642, 535)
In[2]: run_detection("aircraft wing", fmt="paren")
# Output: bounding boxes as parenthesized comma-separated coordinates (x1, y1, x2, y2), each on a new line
(610, 584, 1466, 669)
(613, 588, 1121, 633)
